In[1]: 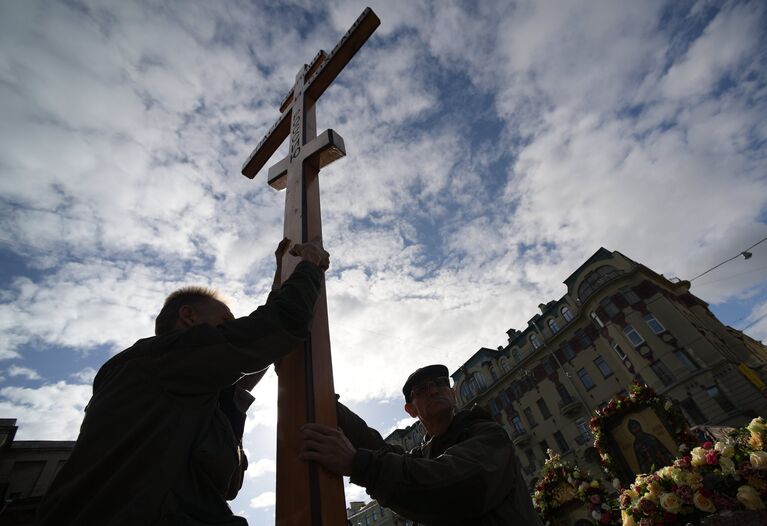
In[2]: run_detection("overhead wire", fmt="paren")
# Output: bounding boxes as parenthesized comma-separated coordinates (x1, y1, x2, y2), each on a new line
(690, 235, 767, 282)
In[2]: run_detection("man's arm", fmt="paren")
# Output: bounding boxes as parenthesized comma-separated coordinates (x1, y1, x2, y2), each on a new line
(153, 240, 329, 393)
(302, 421, 517, 523)
(336, 400, 389, 451)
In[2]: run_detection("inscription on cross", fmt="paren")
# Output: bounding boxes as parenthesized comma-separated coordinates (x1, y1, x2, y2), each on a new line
(241, 8, 379, 526)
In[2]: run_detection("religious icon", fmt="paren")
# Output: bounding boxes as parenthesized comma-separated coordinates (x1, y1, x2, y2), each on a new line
(610, 407, 678, 475)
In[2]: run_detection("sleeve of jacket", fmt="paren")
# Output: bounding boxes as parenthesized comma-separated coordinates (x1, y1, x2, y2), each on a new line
(152, 261, 323, 394)
(336, 400, 390, 451)
(350, 422, 517, 523)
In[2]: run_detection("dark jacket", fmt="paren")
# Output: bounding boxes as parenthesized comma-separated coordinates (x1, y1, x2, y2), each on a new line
(338, 403, 542, 526)
(37, 261, 323, 526)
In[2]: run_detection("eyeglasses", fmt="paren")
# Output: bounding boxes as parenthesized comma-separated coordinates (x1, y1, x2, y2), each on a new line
(410, 376, 451, 398)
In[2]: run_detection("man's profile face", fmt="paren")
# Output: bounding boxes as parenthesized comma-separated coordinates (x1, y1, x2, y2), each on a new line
(405, 376, 456, 420)
(177, 299, 235, 330)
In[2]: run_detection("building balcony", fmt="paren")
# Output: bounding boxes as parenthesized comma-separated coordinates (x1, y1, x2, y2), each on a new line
(559, 397, 583, 417)
(523, 464, 536, 476)
(575, 433, 593, 447)
(511, 429, 531, 446)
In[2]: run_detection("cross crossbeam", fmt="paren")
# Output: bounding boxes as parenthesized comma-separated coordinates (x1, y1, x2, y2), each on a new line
(242, 7, 379, 180)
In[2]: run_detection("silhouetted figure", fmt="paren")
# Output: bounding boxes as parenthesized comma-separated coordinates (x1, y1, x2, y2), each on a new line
(628, 418, 675, 474)
(36, 239, 329, 526)
(301, 364, 543, 525)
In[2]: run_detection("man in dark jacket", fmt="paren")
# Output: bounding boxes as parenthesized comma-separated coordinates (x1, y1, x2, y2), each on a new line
(37, 239, 329, 526)
(302, 364, 542, 525)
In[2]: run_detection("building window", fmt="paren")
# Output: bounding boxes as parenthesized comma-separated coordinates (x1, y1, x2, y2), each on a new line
(600, 297, 620, 317)
(612, 342, 627, 360)
(561, 305, 574, 322)
(542, 357, 555, 375)
(643, 314, 666, 335)
(651, 360, 675, 386)
(488, 363, 497, 380)
(554, 431, 570, 453)
(623, 325, 645, 347)
(530, 334, 542, 350)
(537, 398, 552, 419)
(556, 383, 573, 403)
(575, 416, 591, 441)
(577, 265, 624, 301)
(460, 373, 486, 402)
(575, 329, 592, 349)
(594, 356, 613, 378)
(561, 342, 575, 360)
(524, 407, 537, 428)
(511, 415, 524, 433)
(681, 398, 706, 425)
(548, 318, 560, 334)
(674, 349, 699, 372)
(525, 448, 536, 467)
(500, 357, 511, 373)
(590, 311, 604, 328)
(499, 391, 511, 407)
(707, 385, 735, 413)
(620, 286, 640, 305)
(577, 368, 595, 390)
(539, 440, 550, 458)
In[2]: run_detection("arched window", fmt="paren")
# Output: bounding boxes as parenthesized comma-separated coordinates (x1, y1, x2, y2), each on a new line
(530, 334, 542, 349)
(577, 265, 624, 301)
(459, 372, 487, 402)
(561, 305, 574, 322)
(500, 356, 511, 372)
(548, 318, 560, 334)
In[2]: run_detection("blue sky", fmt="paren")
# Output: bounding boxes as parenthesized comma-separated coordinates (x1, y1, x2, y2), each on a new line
(1, 0, 767, 522)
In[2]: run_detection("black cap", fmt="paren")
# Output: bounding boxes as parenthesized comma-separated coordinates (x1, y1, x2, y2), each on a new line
(403, 364, 449, 403)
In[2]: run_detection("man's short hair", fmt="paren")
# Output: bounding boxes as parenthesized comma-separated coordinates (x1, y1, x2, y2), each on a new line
(154, 286, 223, 336)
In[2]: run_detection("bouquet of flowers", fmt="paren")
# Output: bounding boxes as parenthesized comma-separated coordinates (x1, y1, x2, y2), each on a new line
(619, 417, 767, 525)
(533, 450, 618, 525)
(590, 381, 698, 478)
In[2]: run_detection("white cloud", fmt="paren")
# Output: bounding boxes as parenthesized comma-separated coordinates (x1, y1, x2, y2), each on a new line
(246, 458, 277, 479)
(250, 491, 276, 509)
(7, 365, 42, 380)
(70, 367, 98, 384)
(0, 0, 765, 416)
(0, 382, 91, 440)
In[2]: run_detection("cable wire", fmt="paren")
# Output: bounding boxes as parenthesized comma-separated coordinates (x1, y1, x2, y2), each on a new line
(690, 235, 767, 282)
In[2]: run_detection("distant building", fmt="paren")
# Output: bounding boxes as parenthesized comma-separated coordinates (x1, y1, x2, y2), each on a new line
(0, 419, 74, 525)
(384, 421, 425, 451)
(449, 248, 767, 489)
(347, 499, 400, 525)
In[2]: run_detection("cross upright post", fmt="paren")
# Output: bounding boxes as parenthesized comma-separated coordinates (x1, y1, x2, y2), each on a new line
(241, 8, 380, 526)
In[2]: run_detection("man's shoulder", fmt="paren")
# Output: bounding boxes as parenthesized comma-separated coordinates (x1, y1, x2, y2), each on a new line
(455, 406, 509, 437)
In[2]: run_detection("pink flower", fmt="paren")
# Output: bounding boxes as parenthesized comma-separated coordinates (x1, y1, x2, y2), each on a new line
(706, 451, 719, 465)
(703, 441, 714, 450)
(639, 498, 656, 515)
(590, 494, 601, 504)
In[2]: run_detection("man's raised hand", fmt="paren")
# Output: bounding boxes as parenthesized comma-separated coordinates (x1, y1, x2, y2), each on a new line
(290, 239, 330, 271)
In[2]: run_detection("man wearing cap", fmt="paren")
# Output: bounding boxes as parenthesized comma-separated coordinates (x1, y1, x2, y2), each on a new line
(301, 364, 541, 525)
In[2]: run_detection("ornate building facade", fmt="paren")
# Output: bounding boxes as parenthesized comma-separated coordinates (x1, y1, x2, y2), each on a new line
(450, 248, 767, 489)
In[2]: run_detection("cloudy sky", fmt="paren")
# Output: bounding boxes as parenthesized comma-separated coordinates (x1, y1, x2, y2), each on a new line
(1, 0, 766, 522)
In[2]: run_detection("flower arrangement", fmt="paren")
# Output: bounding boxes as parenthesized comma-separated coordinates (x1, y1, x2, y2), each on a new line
(619, 417, 767, 525)
(533, 449, 619, 525)
(589, 381, 698, 478)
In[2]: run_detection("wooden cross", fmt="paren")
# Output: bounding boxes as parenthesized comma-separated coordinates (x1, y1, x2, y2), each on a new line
(241, 8, 379, 526)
